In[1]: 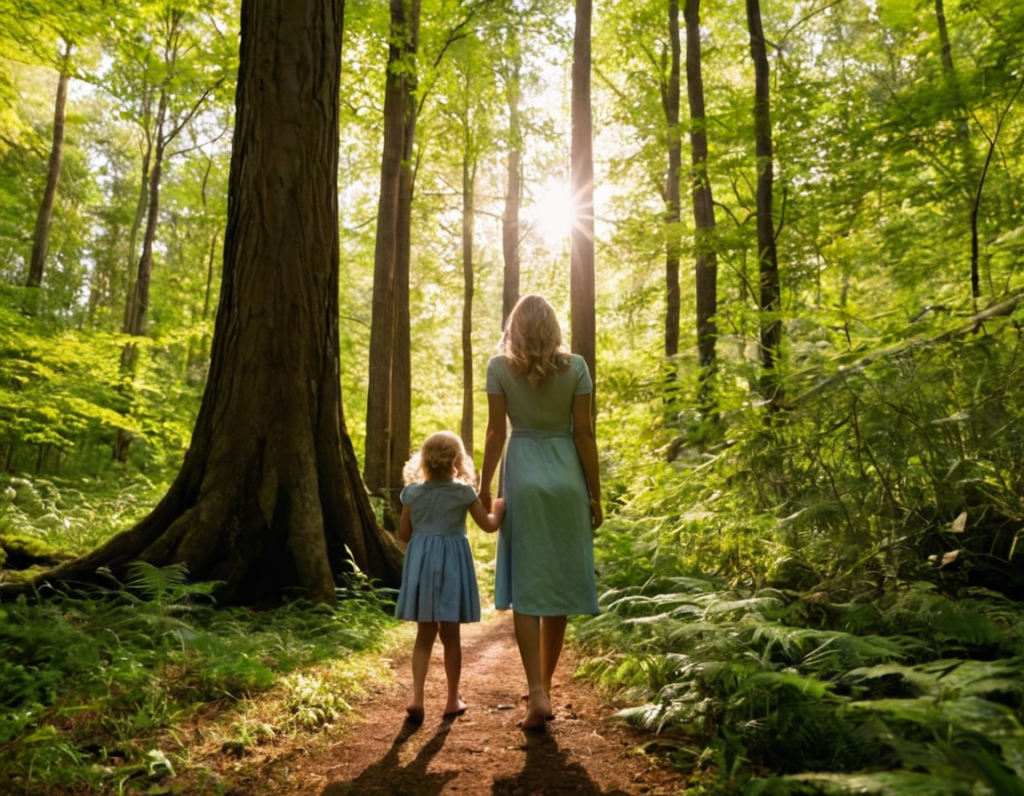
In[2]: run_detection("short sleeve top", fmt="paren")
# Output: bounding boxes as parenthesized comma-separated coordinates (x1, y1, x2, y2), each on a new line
(400, 480, 479, 536)
(485, 354, 592, 432)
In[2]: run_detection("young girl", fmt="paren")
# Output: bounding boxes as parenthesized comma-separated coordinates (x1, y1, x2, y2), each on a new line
(395, 431, 505, 724)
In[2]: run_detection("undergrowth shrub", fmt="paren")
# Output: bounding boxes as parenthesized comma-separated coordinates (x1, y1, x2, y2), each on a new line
(0, 563, 396, 794)
(584, 320, 1024, 794)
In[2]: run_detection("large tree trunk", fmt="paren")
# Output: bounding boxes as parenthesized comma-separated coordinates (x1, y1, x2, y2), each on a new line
(570, 0, 596, 400)
(685, 0, 718, 407)
(365, 0, 419, 524)
(662, 0, 681, 360)
(746, 0, 781, 406)
(26, 42, 72, 289)
(501, 39, 522, 330)
(23, 0, 403, 604)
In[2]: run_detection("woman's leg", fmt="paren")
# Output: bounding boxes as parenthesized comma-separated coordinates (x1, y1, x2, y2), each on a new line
(408, 622, 438, 722)
(513, 611, 551, 730)
(438, 622, 467, 715)
(540, 615, 567, 697)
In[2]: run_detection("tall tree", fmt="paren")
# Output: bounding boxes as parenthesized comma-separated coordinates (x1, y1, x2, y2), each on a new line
(459, 101, 477, 455)
(121, 4, 224, 346)
(33, 0, 403, 603)
(684, 0, 717, 404)
(570, 0, 596, 393)
(499, 24, 522, 330)
(114, 1, 227, 461)
(364, 0, 420, 523)
(746, 0, 781, 405)
(661, 0, 681, 360)
(25, 39, 71, 289)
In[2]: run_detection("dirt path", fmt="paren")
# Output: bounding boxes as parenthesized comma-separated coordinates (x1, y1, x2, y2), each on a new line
(246, 613, 684, 795)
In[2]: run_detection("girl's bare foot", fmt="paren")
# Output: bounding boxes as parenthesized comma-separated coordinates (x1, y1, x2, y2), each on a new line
(442, 697, 467, 718)
(405, 705, 424, 725)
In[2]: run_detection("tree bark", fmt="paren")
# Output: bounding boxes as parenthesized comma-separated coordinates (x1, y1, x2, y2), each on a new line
(501, 39, 522, 331)
(571, 0, 596, 403)
(365, 0, 419, 523)
(26, 42, 72, 289)
(663, 0, 681, 360)
(685, 0, 718, 406)
(20, 0, 403, 605)
(746, 0, 782, 405)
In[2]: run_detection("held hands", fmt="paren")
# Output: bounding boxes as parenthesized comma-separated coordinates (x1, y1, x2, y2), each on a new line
(492, 497, 506, 522)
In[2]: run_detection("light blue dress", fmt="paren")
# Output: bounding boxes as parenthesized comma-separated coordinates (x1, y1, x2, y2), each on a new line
(486, 354, 599, 616)
(395, 480, 482, 623)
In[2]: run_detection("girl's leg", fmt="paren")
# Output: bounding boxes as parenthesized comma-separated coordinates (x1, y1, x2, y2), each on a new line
(540, 615, 568, 697)
(408, 622, 438, 722)
(512, 611, 551, 731)
(438, 622, 467, 715)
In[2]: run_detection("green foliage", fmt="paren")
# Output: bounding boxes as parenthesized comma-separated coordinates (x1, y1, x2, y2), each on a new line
(0, 565, 397, 793)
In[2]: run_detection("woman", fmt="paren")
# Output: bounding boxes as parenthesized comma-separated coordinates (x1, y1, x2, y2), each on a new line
(479, 294, 602, 731)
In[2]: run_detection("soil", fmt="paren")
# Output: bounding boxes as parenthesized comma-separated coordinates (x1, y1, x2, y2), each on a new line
(217, 612, 686, 795)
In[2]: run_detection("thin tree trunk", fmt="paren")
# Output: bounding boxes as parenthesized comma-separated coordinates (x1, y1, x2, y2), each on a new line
(125, 128, 154, 321)
(685, 0, 718, 407)
(10, 0, 403, 605)
(124, 122, 167, 340)
(663, 0, 681, 360)
(746, 0, 781, 405)
(461, 145, 476, 455)
(26, 42, 72, 289)
(571, 0, 596, 404)
(501, 41, 522, 330)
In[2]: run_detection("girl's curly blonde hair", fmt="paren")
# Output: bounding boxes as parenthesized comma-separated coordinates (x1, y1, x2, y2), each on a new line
(500, 294, 570, 389)
(403, 431, 477, 486)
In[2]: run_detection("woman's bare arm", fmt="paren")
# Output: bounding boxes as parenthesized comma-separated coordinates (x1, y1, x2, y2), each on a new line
(480, 392, 507, 511)
(571, 392, 603, 529)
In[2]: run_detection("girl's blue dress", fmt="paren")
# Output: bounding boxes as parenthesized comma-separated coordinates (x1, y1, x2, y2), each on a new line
(395, 480, 482, 623)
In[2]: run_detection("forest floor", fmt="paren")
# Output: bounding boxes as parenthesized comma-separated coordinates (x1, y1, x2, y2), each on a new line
(177, 611, 686, 796)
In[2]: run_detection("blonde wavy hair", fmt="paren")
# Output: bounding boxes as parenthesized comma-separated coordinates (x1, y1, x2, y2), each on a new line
(500, 294, 571, 389)
(403, 431, 477, 486)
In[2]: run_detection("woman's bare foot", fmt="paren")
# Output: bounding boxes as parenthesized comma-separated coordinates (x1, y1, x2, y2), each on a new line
(405, 705, 424, 725)
(520, 693, 554, 720)
(519, 693, 551, 732)
(442, 697, 467, 718)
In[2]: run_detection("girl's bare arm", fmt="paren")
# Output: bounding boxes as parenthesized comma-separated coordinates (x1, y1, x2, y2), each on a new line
(398, 505, 413, 545)
(469, 497, 505, 533)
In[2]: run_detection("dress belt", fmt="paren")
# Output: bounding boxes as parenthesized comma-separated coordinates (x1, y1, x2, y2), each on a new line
(510, 429, 572, 439)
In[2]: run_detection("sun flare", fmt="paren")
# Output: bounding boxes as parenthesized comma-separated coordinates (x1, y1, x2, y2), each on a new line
(528, 177, 576, 248)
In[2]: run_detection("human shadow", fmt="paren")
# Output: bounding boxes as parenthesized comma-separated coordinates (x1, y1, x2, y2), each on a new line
(492, 730, 632, 796)
(321, 717, 457, 796)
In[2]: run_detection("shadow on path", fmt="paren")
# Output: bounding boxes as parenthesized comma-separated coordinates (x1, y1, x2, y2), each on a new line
(492, 731, 632, 796)
(321, 718, 456, 796)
